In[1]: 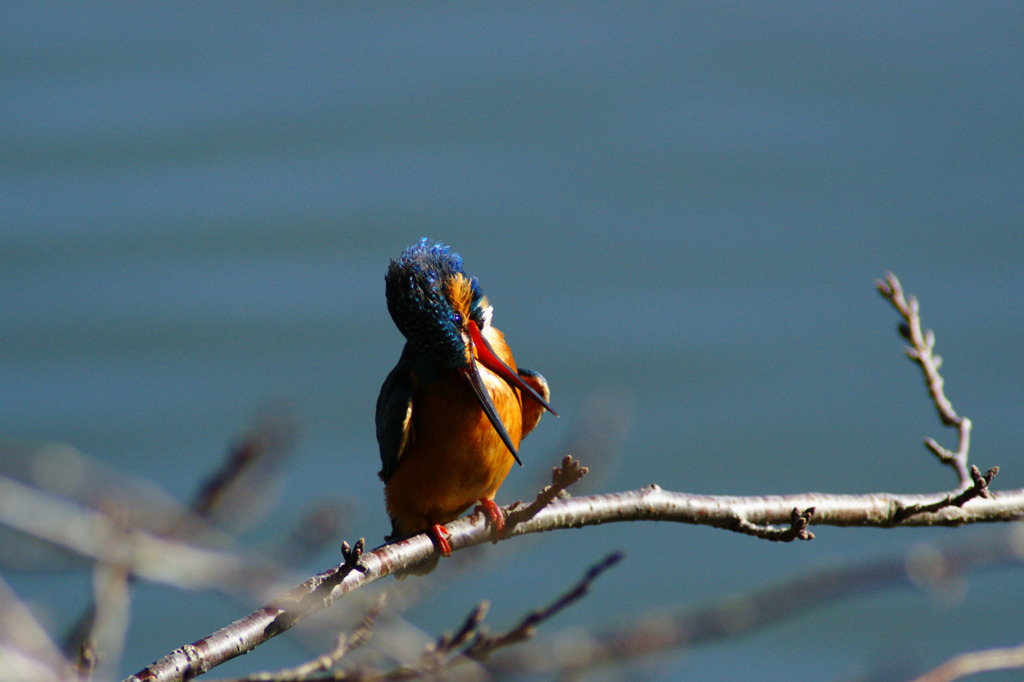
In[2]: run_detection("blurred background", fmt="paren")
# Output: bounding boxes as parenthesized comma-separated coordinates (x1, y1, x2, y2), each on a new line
(2, 3, 1023, 680)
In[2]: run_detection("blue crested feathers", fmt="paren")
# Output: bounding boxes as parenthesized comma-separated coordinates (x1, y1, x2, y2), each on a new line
(385, 239, 486, 369)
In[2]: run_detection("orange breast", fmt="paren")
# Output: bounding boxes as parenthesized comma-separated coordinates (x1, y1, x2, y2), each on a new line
(385, 329, 523, 537)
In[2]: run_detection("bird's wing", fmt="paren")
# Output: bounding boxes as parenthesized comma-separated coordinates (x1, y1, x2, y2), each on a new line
(376, 353, 415, 483)
(516, 368, 551, 439)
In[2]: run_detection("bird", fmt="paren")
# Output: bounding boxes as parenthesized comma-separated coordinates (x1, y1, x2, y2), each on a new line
(376, 239, 556, 558)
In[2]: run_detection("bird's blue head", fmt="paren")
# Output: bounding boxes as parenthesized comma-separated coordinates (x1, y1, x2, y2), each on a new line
(385, 239, 492, 369)
(384, 239, 558, 464)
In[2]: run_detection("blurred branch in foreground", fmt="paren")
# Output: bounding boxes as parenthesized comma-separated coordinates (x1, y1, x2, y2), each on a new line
(912, 639, 1024, 682)
(488, 528, 1024, 678)
(0, 403, 354, 681)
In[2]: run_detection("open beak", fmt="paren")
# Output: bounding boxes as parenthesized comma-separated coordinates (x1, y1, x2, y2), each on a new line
(462, 355, 523, 466)
(461, 320, 559, 466)
(467, 321, 558, 416)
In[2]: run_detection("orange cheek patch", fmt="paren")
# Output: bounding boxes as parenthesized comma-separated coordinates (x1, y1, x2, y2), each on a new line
(444, 273, 474, 323)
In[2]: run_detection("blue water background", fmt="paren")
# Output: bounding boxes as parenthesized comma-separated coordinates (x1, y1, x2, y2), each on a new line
(2, 4, 1023, 680)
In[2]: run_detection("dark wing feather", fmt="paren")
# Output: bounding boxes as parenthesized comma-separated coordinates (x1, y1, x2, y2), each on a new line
(376, 349, 415, 483)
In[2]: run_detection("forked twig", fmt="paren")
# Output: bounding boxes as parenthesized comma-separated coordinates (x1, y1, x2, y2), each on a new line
(876, 273, 973, 487)
(388, 552, 623, 679)
(506, 455, 588, 526)
(731, 507, 815, 542)
(893, 465, 999, 524)
(465, 551, 623, 659)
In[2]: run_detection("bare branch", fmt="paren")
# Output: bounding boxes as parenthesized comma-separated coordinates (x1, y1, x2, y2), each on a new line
(876, 273, 974, 486)
(0, 573, 72, 682)
(911, 640, 1024, 682)
(191, 403, 299, 529)
(70, 558, 132, 681)
(123, 483, 1024, 682)
(0, 475, 283, 594)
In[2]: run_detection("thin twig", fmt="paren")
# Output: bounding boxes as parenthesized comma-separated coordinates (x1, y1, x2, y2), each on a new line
(876, 273, 973, 486)
(191, 404, 298, 525)
(506, 455, 588, 527)
(893, 465, 999, 523)
(384, 602, 490, 680)
(77, 557, 132, 681)
(382, 552, 623, 680)
(731, 507, 815, 541)
(464, 551, 623, 660)
(266, 539, 368, 635)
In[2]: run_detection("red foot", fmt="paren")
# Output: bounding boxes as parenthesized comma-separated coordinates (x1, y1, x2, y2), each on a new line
(428, 523, 452, 557)
(475, 498, 506, 537)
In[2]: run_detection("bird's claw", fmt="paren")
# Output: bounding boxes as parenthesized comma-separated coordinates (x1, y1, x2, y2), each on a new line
(428, 523, 452, 557)
(475, 498, 506, 538)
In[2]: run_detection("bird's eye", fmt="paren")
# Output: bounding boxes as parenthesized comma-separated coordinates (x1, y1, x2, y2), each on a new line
(452, 312, 462, 325)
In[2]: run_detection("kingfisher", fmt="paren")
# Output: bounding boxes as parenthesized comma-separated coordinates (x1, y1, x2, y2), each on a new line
(376, 239, 556, 558)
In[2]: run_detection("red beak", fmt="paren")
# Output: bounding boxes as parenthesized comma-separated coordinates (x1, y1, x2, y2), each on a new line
(461, 320, 558, 466)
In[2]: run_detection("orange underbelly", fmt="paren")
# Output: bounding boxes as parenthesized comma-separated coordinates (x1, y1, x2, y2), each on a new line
(385, 368, 522, 537)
